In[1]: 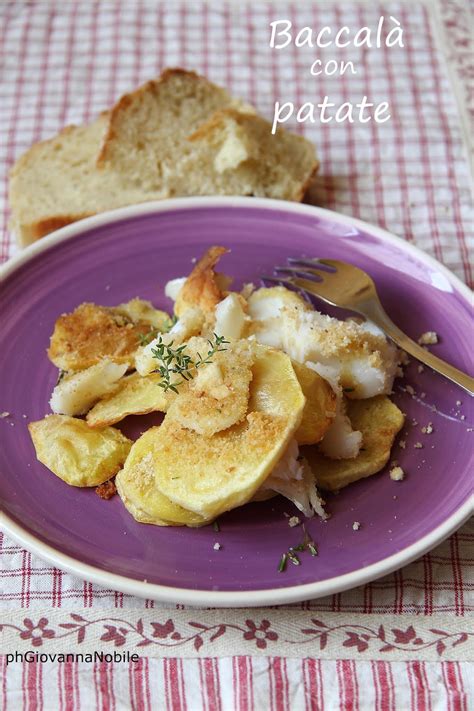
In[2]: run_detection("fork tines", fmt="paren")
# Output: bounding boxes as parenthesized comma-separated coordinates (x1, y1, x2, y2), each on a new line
(262, 257, 337, 289)
(287, 257, 337, 272)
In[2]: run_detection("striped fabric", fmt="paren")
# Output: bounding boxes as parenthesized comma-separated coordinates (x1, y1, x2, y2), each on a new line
(0, 1, 472, 708)
(0, 657, 472, 710)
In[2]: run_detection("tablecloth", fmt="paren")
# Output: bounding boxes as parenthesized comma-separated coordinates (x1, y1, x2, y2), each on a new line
(0, 0, 472, 708)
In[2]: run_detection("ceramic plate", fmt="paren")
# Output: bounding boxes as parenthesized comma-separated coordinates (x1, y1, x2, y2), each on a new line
(0, 197, 472, 606)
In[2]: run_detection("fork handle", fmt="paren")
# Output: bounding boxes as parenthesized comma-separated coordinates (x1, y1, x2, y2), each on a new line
(360, 299, 474, 396)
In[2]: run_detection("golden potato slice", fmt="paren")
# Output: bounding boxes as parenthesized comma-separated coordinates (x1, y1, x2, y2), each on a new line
(87, 372, 171, 428)
(152, 347, 305, 519)
(302, 396, 404, 491)
(174, 246, 229, 318)
(48, 302, 169, 371)
(292, 361, 337, 445)
(28, 415, 132, 487)
(166, 339, 254, 436)
(248, 285, 311, 320)
(116, 298, 170, 330)
(248, 346, 306, 417)
(116, 428, 208, 527)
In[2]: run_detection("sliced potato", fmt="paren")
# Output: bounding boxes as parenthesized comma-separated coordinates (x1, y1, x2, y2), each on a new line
(174, 246, 229, 318)
(151, 347, 305, 519)
(116, 298, 170, 330)
(28, 415, 132, 487)
(248, 346, 306, 417)
(292, 361, 337, 445)
(166, 339, 254, 436)
(116, 428, 208, 527)
(87, 372, 171, 428)
(248, 285, 311, 320)
(48, 302, 168, 371)
(303, 396, 404, 491)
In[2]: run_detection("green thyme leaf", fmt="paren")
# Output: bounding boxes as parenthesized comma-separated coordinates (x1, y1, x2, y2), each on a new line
(151, 334, 229, 393)
(287, 550, 301, 566)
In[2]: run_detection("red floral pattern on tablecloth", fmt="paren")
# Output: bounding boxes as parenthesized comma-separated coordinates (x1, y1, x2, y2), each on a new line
(1, 613, 472, 659)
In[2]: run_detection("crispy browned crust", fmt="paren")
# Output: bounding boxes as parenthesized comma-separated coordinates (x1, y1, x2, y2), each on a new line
(47, 302, 152, 371)
(295, 161, 320, 202)
(175, 245, 229, 316)
(95, 479, 118, 499)
(96, 68, 206, 167)
(24, 213, 95, 242)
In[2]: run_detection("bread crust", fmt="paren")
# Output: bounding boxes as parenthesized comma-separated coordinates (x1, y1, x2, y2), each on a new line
(21, 214, 96, 243)
(296, 162, 320, 202)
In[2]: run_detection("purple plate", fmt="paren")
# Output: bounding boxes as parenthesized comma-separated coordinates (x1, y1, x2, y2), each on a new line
(0, 198, 472, 606)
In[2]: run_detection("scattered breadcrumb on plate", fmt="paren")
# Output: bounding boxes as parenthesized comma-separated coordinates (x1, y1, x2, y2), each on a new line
(390, 466, 405, 481)
(95, 479, 117, 499)
(418, 331, 438, 345)
(352, 521, 361, 531)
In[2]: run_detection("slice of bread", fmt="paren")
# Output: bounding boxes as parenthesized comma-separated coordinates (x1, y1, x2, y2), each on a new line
(96, 68, 246, 184)
(10, 69, 318, 246)
(9, 113, 168, 246)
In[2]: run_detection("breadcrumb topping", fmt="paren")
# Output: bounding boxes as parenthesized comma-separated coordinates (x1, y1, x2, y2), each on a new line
(418, 331, 438, 345)
(288, 516, 301, 527)
(390, 465, 405, 481)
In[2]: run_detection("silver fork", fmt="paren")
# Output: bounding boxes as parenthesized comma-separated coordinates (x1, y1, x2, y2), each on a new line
(264, 258, 474, 396)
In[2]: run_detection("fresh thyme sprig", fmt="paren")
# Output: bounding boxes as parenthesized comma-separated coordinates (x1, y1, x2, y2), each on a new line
(151, 333, 229, 394)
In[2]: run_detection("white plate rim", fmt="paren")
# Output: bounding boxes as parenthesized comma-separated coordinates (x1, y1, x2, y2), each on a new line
(1, 196, 473, 607)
